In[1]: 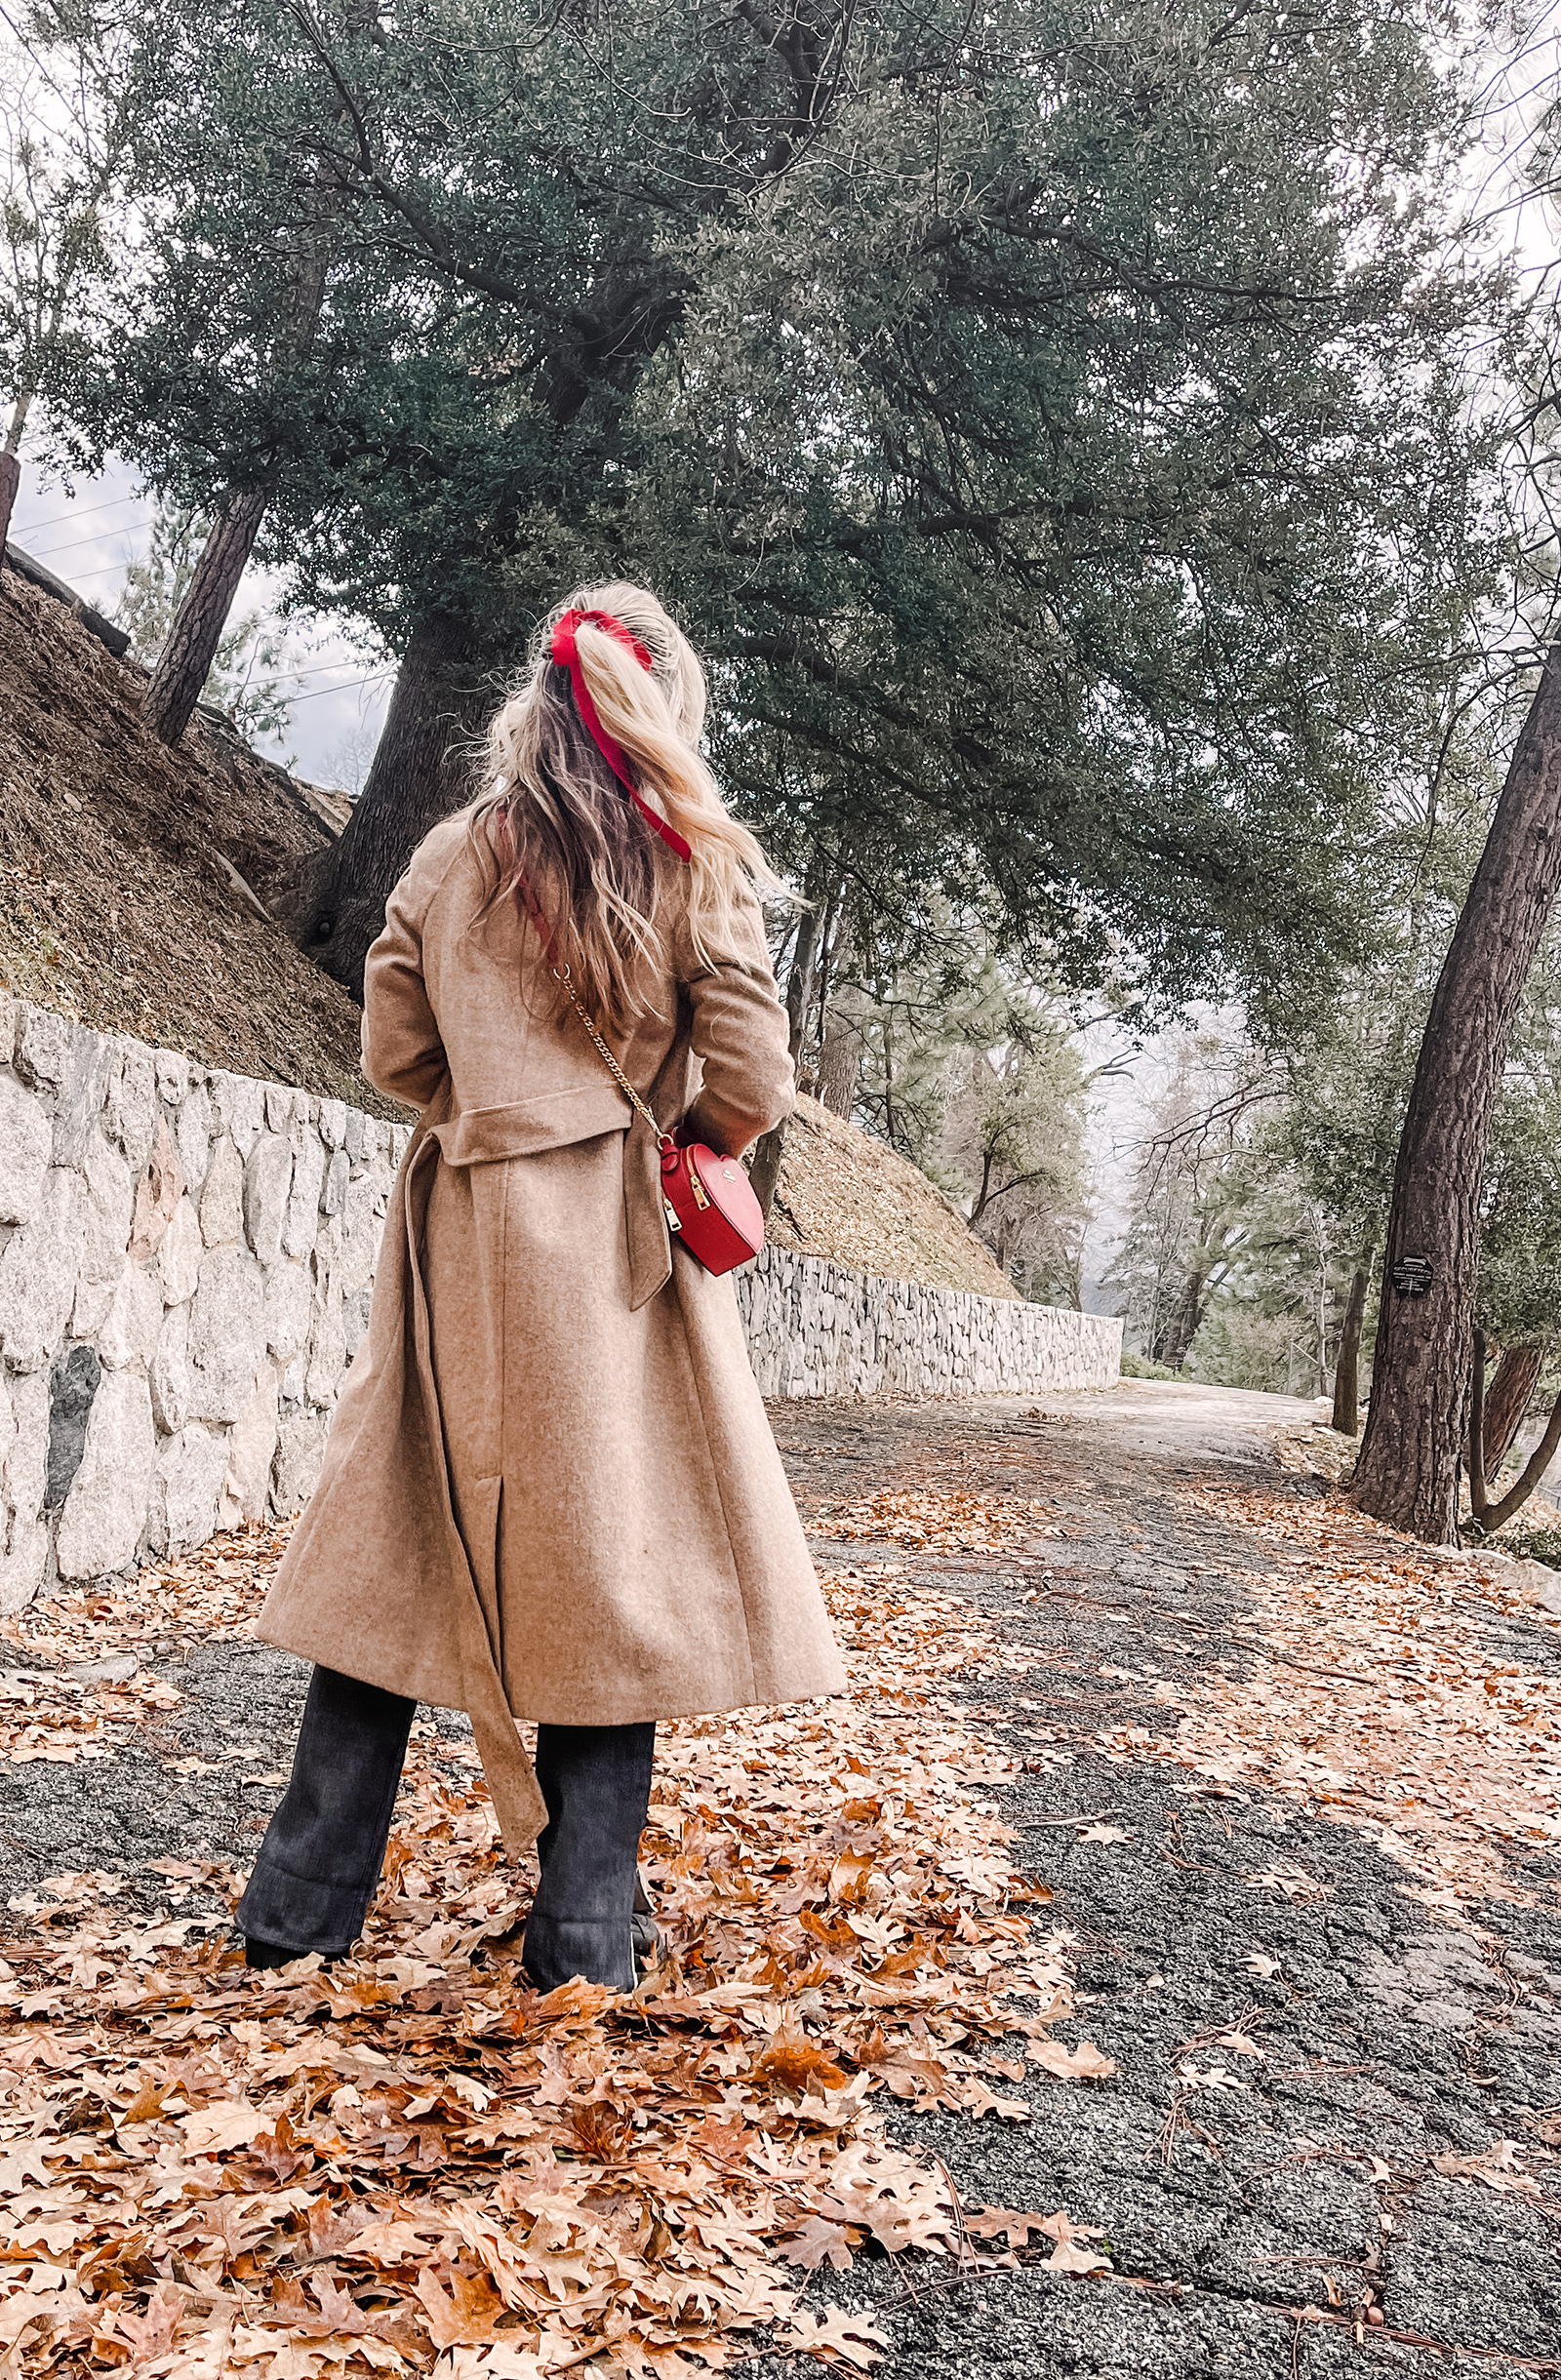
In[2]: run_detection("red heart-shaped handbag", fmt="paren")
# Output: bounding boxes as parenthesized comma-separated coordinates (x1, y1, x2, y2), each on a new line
(660, 1139, 765, 1275)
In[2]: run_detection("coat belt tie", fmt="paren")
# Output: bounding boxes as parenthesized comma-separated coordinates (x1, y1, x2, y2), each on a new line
(403, 1123, 549, 1855)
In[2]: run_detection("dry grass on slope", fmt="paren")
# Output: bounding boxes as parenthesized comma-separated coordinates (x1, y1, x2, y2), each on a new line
(767, 1093, 1019, 1299)
(0, 566, 399, 1118)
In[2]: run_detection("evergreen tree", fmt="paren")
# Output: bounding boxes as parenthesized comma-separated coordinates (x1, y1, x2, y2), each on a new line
(1106, 1030, 1271, 1372)
(65, 0, 1509, 1013)
(0, 0, 145, 545)
(115, 501, 296, 745)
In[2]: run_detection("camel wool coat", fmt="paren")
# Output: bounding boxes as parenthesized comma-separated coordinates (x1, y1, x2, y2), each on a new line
(258, 812, 845, 1853)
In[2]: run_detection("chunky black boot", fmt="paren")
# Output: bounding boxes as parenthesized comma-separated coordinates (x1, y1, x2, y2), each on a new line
(243, 1935, 337, 1971)
(523, 1722, 655, 1992)
(236, 1667, 416, 1962)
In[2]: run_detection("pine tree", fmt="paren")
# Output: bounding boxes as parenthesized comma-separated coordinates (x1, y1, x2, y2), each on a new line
(66, 0, 1509, 1016)
(116, 502, 295, 744)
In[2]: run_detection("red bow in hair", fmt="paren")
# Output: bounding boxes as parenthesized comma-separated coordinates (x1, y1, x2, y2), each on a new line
(550, 608, 692, 861)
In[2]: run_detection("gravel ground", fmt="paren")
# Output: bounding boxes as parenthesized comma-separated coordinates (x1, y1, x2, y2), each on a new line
(4, 1379, 1558, 2379)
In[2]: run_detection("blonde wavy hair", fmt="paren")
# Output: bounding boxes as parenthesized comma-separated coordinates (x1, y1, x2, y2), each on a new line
(469, 580, 777, 1035)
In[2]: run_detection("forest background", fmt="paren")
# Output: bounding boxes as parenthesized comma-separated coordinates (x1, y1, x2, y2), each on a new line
(10, 0, 1561, 1540)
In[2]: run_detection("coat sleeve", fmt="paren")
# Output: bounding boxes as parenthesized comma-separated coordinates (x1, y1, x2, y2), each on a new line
(681, 883, 796, 1158)
(361, 856, 449, 1109)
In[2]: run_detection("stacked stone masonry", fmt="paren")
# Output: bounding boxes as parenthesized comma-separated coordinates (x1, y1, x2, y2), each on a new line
(0, 1000, 1120, 1608)
(734, 1243, 1121, 1399)
(0, 998, 409, 1614)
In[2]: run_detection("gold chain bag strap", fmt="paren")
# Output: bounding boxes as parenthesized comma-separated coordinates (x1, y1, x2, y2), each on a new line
(518, 876, 765, 1278)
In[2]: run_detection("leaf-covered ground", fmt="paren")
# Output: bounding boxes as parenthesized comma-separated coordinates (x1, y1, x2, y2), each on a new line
(0, 1547, 1100, 2378)
(3, 1379, 1561, 2379)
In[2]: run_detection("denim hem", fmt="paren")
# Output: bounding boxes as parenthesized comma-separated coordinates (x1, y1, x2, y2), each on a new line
(235, 1858, 374, 1959)
(522, 1914, 637, 1994)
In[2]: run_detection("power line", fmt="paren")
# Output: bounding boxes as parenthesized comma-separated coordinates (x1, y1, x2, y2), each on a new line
(27, 555, 126, 587)
(16, 559, 391, 691)
(10, 538, 393, 699)
(286, 670, 395, 705)
(269, 653, 391, 684)
(23, 518, 156, 564)
(15, 488, 147, 536)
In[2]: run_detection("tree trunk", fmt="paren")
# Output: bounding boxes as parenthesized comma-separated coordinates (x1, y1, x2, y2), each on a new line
(1481, 1342, 1543, 1474)
(0, 451, 20, 555)
(142, 487, 269, 745)
(271, 608, 488, 1003)
(1473, 1383, 1561, 1533)
(971, 1147, 995, 1225)
(747, 1127, 787, 1222)
(1153, 1266, 1208, 1372)
(1352, 640, 1561, 1542)
(750, 861, 828, 1218)
(143, 71, 353, 752)
(1468, 1326, 1489, 1522)
(816, 926, 864, 1121)
(1314, 1241, 1330, 1397)
(817, 1026, 863, 1119)
(1330, 1256, 1372, 1436)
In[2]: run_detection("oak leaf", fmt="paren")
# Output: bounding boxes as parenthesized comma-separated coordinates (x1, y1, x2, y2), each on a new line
(752, 2014, 849, 2098)
(0, 2293, 66, 2352)
(1028, 2040, 1116, 2081)
(181, 2099, 270, 2156)
(106, 2285, 186, 2365)
(569, 2098, 631, 2161)
(117, 2071, 169, 2127)
(247, 2110, 311, 2184)
(964, 2205, 1062, 2247)
(798, 1909, 861, 1954)
(1244, 1863, 1330, 1902)
(0, 2144, 56, 2192)
(828, 1849, 876, 1907)
(1177, 2063, 1247, 2092)
(961, 2084, 1032, 2121)
(780, 2215, 861, 2271)
(783, 2308, 889, 2368)
(1046, 2238, 1110, 2274)
(687, 2115, 753, 2162)
(413, 2268, 508, 2349)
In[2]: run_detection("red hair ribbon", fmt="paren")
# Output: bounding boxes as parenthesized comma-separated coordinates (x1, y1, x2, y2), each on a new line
(550, 608, 692, 861)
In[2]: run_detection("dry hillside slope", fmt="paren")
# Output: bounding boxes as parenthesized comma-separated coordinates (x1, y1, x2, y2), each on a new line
(766, 1094, 1018, 1297)
(0, 562, 390, 1112)
(2, 560, 1015, 1296)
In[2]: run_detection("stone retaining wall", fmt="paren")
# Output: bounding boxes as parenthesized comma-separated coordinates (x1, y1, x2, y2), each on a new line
(0, 998, 408, 1613)
(735, 1243, 1121, 1399)
(0, 1000, 1119, 1609)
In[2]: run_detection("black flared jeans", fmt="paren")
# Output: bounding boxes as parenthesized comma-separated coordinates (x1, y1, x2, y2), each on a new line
(236, 1665, 654, 1990)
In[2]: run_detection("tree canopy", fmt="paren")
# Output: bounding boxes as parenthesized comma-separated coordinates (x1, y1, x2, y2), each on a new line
(47, 0, 1511, 1011)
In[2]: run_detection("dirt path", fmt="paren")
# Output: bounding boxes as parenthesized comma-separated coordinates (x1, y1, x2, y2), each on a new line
(1030, 1375, 1327, 1463)
(3, 1382, 1558, 2378)
(759, 1386, 1561, 2378)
